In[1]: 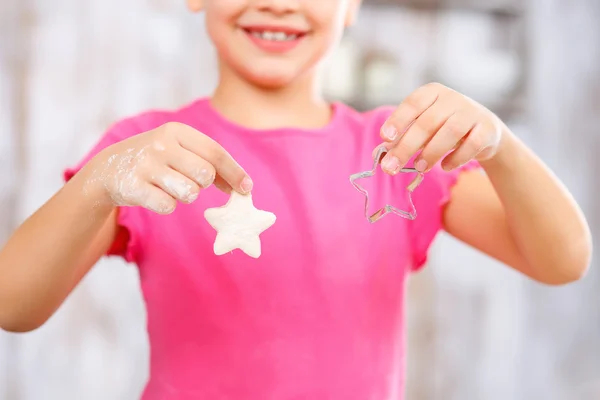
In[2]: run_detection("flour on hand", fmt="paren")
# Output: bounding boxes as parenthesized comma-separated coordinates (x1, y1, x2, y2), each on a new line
(204, 191, 276, 258)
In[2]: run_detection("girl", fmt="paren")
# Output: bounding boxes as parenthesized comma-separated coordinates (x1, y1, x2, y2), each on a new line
(0, 0, 592, 399)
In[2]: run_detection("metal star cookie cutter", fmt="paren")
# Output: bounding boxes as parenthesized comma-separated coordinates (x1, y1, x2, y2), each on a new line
(349, 146, 424, 223)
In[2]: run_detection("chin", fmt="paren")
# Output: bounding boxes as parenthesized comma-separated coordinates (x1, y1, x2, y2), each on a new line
(240, 67, 303, 91)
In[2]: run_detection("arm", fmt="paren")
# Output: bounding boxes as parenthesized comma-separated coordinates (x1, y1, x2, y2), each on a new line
(0, 170, 119, 332)
(0, 121, 252, 333)
(377, 82, 591, 284)
(444, 131, 592, 285)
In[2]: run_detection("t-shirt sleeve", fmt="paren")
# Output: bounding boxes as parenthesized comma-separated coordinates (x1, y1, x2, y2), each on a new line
(409, 161, 482, 271)
(63, 118, 144, 263)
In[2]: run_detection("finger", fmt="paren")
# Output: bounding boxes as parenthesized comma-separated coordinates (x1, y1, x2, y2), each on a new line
(166, 147, 216, 189)
(213, 174, 232, 194)
(380, 82, 443, 142)
(371, 142, 393, 161)
(138, 184, 178, 215)
(168, 123, 253, 194)
(381, 103, 454, 174)
(150, 168, 201, 204)
(441, 124, 490, 171)
(414, 112, 477, 172)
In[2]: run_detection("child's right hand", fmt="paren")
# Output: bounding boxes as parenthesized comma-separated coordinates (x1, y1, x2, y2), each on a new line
(82, 122, 252, 215)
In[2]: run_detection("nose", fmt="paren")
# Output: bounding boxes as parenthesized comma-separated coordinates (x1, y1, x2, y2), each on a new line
(254, 0, 300, 15)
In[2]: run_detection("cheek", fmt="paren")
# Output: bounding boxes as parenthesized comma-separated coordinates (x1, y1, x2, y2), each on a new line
(203, 0, 244, 15)
(308, 7, 348, 56)
(204, 15, 237, 61)
(203, 0, 241, 39)
(302, 30, 343, 71)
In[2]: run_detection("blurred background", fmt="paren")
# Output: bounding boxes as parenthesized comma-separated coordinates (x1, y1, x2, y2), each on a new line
(0, 0, 598, 399)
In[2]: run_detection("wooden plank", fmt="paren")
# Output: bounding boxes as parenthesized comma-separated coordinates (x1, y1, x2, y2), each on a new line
(0, 0, 31, 398)
(8, 2, 216, 399)
(0, 1, 598, 399)
(363, 0, 523, 17)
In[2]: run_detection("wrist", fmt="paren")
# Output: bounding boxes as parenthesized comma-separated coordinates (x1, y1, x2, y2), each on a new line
(479, 126, 522, 173)
(67, 163, 116, 214)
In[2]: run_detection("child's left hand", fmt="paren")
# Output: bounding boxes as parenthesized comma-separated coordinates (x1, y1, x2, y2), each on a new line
(378, 82, 507, 174)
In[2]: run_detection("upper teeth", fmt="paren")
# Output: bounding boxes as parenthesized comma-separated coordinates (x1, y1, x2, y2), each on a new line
(252, 31, 298, 41)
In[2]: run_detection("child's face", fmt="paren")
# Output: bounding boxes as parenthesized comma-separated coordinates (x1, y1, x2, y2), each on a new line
(188, 0, 360, 89)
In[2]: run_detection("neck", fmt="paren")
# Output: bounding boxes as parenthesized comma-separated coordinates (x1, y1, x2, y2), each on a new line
(211, 64, 332, 130)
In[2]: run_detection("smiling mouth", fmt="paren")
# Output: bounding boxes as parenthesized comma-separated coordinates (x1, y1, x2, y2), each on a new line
(240, 27, 308, 42)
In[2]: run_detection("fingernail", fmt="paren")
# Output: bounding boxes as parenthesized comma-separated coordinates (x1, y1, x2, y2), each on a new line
(372, 146, 380, 160)
(382, 155, 400, 174)
(186, 191, 199, 203)
(240, 177, 253, 193)
(382, 125, 398, 141)
(372, 145, 387, 161)
(415, 159, 428, 173)
(197, 168, 215, 188)
(150, 201, 175, 215)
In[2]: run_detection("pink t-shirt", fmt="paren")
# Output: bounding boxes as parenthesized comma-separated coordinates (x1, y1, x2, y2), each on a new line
(65, 98, 478, 400)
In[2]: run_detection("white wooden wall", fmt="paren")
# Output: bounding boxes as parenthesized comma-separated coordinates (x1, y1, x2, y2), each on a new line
(0, 1, 598, 399)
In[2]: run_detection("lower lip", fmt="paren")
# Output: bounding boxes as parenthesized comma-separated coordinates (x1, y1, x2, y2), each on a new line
(243, 30, 305, 54)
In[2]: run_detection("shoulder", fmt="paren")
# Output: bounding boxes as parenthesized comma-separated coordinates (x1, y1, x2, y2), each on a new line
(336, 103, 395, 131)
(106, 98, 209, 140)
(332, 103, 396, 153)
(64, 98, 210, 179)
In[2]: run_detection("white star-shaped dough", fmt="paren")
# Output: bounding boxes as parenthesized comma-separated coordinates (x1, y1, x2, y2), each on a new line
(204, 191, 276, 258)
